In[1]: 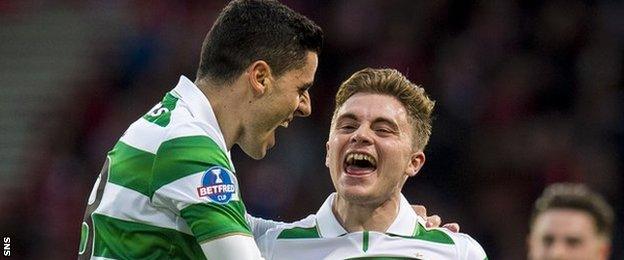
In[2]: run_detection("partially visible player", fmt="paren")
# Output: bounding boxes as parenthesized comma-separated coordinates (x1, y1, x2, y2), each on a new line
(528, 183, 614, 260)
(258, 68, 487, 259)
(78, 1, 322, 259)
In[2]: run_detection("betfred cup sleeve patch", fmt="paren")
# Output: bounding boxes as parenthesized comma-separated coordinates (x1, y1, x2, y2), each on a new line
(196, 166, 237, 204)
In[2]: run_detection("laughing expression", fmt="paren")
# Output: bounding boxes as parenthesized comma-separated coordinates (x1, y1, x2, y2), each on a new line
(243, 52, 317, 159)
(325, 93, 424, 206)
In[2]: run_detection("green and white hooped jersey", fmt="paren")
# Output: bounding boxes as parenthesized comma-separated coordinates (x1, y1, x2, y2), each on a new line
(258, 193, 488, 260)
(78, 76, 249, 259)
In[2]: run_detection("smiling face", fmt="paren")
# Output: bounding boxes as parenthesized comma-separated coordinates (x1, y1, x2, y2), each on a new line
(241, 52, 318, 159)
(325, 93, 425, 206)
(528, 209, 610, 260)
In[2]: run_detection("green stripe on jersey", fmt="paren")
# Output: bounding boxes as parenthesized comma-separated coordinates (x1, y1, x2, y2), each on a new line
(107, 141, 154, 197)
(388, 223, 454, 245)
(92, 213, 205, 259)
(152, 135, 232, 192)
(363, 231, 369, 252)
(143, 92, 179, 127)
(180, 201, 251, 243)
(277, 226, 320, 239)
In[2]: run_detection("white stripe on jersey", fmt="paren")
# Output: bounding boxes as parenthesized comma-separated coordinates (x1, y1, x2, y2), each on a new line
(120, 117, 170, 154)
(93, 181, 192, 234)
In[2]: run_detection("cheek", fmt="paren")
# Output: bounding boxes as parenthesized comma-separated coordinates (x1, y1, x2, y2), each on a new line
(380, 144, 406, 166)
(283, 93, 300, 111)
(327, 138, 347, 169)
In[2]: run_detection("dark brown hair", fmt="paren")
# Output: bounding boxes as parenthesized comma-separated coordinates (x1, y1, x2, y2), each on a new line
(531, 183, 614, 239)
(197, 0, 323, 85)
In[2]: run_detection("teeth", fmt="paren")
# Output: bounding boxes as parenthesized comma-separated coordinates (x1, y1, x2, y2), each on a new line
(345, 152, 376, 167)
(280, 121, 289, 128)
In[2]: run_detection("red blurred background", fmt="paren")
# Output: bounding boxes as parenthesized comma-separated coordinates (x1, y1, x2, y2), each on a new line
(0, 1, 622, 259)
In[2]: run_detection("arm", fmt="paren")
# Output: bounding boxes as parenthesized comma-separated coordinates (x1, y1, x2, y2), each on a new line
(152, 133, 260, 259)
(246, 213, 286, 240)
(201, 235, 264, 260)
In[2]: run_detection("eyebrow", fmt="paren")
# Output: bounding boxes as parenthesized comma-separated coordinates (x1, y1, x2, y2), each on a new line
(336, 113, 400, 129)
(335, 113, 358, 123)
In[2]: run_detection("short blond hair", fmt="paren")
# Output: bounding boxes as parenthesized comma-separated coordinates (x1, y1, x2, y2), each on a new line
(332, 68, 435, 150)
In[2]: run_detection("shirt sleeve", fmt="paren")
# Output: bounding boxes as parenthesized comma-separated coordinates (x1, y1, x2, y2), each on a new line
(200, 235, 264, 260)
(257, 225, 285, 260)
(151, 133, 251, 243)
(246, 214, 286, 241)
(456, 233, 488, 260)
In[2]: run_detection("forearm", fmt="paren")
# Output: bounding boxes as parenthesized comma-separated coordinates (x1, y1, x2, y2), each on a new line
(200, 234, 264, 259)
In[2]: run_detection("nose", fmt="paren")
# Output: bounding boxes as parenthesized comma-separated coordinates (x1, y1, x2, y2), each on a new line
(294, 91, 311, 117)
(350, 125, 373, 145)
(546, 241, 567, 260)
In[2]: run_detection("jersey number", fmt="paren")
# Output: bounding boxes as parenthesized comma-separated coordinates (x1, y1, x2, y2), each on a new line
(78, 159, 110, 259)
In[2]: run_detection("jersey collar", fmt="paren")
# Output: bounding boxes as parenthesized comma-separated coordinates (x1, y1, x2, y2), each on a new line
(316, 193, 423, 238)
(171, 75, 230, 155)
(316, 193, 348, 238)
(386, 194, 424, 237)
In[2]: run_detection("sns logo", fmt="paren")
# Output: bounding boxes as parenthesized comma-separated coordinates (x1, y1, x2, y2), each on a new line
(197, 166, 236, 204)
(3, 237, 10, 257)
(147, 102, 169, 117)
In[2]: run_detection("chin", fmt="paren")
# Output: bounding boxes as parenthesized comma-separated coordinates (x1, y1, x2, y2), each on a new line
(338, 187, 377, 204)
(242, 143, 267, 160)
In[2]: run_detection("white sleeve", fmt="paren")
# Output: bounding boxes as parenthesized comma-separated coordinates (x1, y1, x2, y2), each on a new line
(200, 235, 264, 260)
(246, 213, 286, 240)
(256, 225, 284, 260)
(456, 233, 488, 260)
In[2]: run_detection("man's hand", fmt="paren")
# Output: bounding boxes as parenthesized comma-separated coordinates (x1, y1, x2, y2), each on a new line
(412, 205, 460, 233)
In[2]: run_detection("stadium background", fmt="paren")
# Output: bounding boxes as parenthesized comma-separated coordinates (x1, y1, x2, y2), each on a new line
(0, 0, 622, 259)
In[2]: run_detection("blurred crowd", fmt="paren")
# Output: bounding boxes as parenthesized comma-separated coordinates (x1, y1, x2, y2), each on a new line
(1, 0, 622, 259)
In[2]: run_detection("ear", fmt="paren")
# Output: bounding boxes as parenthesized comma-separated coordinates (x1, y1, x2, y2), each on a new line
(325, 141, 330, 168)
(405, 151, 425, 177)
(598, 239, 611, 260)
(247, 60, 272, 97)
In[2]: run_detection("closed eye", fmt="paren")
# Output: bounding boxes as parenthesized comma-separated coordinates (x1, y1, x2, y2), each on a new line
(298, 83, 313, 95)
(340, 125, 357, 131)
(375, 128, 392, 133)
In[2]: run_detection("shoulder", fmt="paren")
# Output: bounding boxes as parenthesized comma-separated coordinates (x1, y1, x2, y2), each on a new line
(264, 214, 318, 240)
(149, 119, 233, 200)
(437, 229, 487, 260)
(118, 95, 197, 154)
(257, 215, 318, 258)
(152, 111, 231, 169)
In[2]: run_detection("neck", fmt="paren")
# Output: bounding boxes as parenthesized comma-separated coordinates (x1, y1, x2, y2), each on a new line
(195, 78, 243, 151)
(332, 193, 401, 233)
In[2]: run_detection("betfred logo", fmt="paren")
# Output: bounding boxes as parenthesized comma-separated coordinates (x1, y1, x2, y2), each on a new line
(197, 183, 235, 197)
(197, 166, 236, 204)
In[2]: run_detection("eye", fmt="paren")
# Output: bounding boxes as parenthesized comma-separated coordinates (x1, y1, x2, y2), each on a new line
(542, 235, 554, 247)
(298, 84, 312, 96)
(337, 124, 357, 132)
(565, 237, 582, 247)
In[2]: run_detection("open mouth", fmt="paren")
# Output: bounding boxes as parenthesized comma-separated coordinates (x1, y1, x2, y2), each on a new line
(343, 152, 377, 176)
